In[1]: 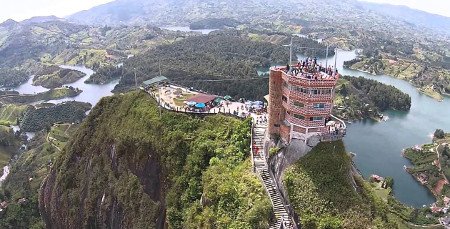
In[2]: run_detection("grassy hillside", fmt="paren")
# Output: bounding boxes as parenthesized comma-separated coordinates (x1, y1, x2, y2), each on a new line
(0, 124, 78, 229)
(0, 104, 28, 126)
(40, 91, 271, 228)
(345, 56, 450, 100)
(284, 141, 439, 228)
(33, 66, 85, 88)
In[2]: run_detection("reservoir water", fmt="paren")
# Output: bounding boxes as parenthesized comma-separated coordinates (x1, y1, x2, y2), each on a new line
(160, 26, 217, 34)
(304, 50, 449, 207)
(14, 65, 119, 106)
(0, 66, 118, 184)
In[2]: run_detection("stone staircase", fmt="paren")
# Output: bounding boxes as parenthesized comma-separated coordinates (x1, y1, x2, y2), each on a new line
(252, 125, 294, 229)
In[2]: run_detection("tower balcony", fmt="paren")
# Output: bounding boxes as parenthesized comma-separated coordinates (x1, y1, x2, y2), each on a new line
(285, 113, 326, 128)
(282, 101, 332, 116)
(282, 87, 334, 102)
(275, 66, 339, 88)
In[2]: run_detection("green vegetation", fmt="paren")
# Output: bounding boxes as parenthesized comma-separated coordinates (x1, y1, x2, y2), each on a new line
(85, 65, 122, 84)
(434, 129, 445, 139)
(189, 18, 240, 30)
(33, 66, 85, 88)
(404, 131, 450, 201)
(0, 20, 179, 88)
(99, 31, 290, 99)
(334, 76, 411, 120)
(0, 68, 29, 87)
(40, 91, 271, 228)
(0, 126, 20, 168)
(47, 124, 78, 150)
(0, 87, 82, 104)
(284, 141, 438, 228)
(19, 101, 91, 132)
(0, 124, 78, 229)
(91, 31, 331, 100)
(344, 56, 450, 100)
(0, 104, 28, 126)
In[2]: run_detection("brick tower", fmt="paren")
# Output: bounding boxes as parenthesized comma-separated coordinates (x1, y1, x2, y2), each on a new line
(267, 59, 346, 143)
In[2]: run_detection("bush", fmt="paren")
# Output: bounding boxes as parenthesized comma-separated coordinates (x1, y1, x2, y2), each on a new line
(434, 129, 445, 139)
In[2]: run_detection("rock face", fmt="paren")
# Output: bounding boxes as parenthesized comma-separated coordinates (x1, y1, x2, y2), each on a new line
(39, 93, 168, 229)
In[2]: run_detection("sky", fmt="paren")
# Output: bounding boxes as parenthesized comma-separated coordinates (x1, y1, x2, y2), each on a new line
(360, 0, 450, 17)
(0, 0, 449, 23)
(0, 0, 114, 22)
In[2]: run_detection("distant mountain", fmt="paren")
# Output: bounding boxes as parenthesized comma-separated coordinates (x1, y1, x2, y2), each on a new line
(21, 15, 65, 25)
(359, 2, 450, 35)
(67, 0, 283, 26)
(0, 19, 19, 28)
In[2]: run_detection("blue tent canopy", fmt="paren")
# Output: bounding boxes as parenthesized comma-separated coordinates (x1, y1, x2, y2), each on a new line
(195, 103, 206, 108)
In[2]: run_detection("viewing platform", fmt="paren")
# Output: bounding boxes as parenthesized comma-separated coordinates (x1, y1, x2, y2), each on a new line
(271, 65, 340, 88)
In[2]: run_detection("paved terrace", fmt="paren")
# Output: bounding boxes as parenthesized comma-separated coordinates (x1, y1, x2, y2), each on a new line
(146, 84, 268, 123)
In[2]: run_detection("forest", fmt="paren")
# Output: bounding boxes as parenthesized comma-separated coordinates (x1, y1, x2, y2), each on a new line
(89, 31, 332, 100)
(0, 68, 29, 87)
(19, 102, 91, 132)
(189, 18, 240, 30)
(340, 76, 411, 111)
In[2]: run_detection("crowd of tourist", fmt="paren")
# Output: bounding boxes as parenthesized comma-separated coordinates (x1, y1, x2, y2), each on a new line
(284, 57, 340, 80)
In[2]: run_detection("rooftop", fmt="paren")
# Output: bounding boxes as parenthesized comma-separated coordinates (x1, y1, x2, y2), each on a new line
(187, 93, 217, 104)
(143, 76, 168, 86)
(271, 58, 340, 81)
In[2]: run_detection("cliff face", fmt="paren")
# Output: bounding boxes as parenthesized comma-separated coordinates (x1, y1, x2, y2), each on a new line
(39, 93, 167, 229)
(39, 91, 271, 229)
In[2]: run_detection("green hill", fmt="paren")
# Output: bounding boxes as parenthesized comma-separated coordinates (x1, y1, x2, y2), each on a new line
(39, 91, 272, 228)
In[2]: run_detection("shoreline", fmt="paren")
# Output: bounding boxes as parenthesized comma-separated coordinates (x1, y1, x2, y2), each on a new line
(345, 66, 446, 102)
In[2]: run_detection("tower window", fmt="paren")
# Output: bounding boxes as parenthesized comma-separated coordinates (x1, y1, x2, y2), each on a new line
(313, 103, 325, 109)
(293, 101, 304, 108)
(294, 114, 305, 120)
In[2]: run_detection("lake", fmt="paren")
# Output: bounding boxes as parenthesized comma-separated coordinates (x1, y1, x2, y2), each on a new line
(304, 50, 449, 207)
(15, 65, 119, 106)
(160, 26, 217, 34)
(0, 65, 119, 184)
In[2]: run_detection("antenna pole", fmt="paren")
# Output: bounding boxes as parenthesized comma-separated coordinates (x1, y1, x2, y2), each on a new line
(334, 48, 338, 73)
(325, 45, 329, 68)
(289, 37, 293, 65)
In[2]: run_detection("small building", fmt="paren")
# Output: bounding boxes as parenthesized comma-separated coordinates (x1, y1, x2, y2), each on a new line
(187, 94, 217, 106)
(142, 76, 168, 89)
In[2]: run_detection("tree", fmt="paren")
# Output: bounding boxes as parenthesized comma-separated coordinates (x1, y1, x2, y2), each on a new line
(434, 129, 445, 139)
